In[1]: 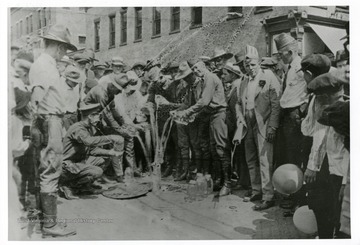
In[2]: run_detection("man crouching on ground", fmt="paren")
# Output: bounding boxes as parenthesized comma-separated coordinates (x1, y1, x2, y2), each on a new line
(59, 103, 124, 199)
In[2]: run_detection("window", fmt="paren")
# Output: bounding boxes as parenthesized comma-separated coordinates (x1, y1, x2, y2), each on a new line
(191, 7, 202, 27)
(120, 8, 127, 44)
(19, 20, 23, 36)
(47, 8, 51, 25)
(38, 10, 41, 29)
(109, 15, 116, 48)
(170, 7, 180, 32)
(62, 7, 70, 10)
(254, 6, 273, 14)
(29, 15, 33, 33)
(228, 7, 243, 14)
(78, 36, 86, 44)
(42, 8, 47, 27)
(94, 20, 100, 51)
(26, 16, 29, 34)
(153, 7, 161, 36)
(16, 22, 19, 38)
(134, 7, 142, 41)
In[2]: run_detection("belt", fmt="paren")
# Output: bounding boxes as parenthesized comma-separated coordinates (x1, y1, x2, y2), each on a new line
(65, 111, 77, 115)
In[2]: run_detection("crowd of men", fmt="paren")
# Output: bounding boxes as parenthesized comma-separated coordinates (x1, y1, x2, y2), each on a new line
(9, 23, 350, 239)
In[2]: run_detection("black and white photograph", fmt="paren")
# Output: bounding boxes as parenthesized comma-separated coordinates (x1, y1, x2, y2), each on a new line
(6, 3, 355, 242)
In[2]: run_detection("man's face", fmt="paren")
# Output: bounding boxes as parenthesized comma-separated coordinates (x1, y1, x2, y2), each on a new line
(279, 50, 292, 64)
(77, 62, 87, 71)
(245, 59, 260, 78)
(133, 67, 144, 77)
(221, 69, 234, 84)
(168, 68, 179, 80)
(56, 44, 67, 61)
(88, 113, 101, 126)
(213, 56, 226, 70)
(192, 62, 207, 77)
(112, 65, 124, 74)
(95, 68, 105, 78)
(336, 60, 348, 71)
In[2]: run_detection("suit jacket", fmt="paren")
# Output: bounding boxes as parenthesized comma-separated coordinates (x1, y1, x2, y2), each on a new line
(238, 69, 281, 138)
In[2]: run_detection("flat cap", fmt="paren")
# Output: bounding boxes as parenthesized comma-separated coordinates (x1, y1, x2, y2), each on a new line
(307, 73, 345, 95)
(79, 103, 101, 115)
(298, 54, 331, 75)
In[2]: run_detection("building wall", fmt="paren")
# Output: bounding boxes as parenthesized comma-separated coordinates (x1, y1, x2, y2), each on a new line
(10, 7, 87, 50)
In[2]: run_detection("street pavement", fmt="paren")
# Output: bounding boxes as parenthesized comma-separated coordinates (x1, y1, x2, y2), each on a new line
(21, 177, 313, 240)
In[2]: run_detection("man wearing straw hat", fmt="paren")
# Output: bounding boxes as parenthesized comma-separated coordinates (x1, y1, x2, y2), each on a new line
(238, 45, 281, 210)
(29, 24, 77, 237)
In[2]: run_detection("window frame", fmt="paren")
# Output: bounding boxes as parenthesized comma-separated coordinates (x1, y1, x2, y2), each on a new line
(109, 14, 116, 48)
(94, 19, 100, 51)
(120, 8, 128, 45)
(134, 7, 142, 41)
(170, 7, 180, 33)
(191, 7, 202, 28)
(152, 7, 161, 37)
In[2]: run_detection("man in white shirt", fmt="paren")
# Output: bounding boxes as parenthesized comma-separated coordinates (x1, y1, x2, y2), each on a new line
(302, 72, 348, 239)
(60, 65, 82, 130)
(274, 33, 310, 169)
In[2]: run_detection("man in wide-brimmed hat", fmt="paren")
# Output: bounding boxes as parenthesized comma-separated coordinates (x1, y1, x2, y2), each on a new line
(59, 103, 124, 200)
(238, 45, 281, 210)
(29, 24, 77, 237)
(273, 33, 310, 176)
(209, 47, 234, 76)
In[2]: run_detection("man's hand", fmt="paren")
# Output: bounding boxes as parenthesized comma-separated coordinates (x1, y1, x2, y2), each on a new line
(304, 168, 317, 184)
(133, 124, 144, 132)
(109, 149, 122, 157)
(266, 127, 276, 143)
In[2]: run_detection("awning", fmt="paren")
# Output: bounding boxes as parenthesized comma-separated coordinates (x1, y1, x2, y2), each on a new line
(308, 23, 347, 54)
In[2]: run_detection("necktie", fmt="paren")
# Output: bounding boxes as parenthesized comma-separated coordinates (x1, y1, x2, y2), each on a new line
(282, 64, 291, 92)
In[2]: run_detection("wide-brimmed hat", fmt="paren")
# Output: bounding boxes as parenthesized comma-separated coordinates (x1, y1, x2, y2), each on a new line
(83, 49, 98, 62)
(131, 61, 146, 70)
(333, 50, 348, 65)
(233, 50, 245, 66)
(111, 57, 125, 66)
(64, 65, 81, 83)
(274, 33, 297, 53)
(111, 73, 129, 90)
(40, 24, 77, 51)
(174, 61, 193, 81)
(199, 56, 211, 64)
(210, 48, 233, 61)
(223, 62, 241, 77)
(73, 53, 90, 64)
(79, 103, 102, 116)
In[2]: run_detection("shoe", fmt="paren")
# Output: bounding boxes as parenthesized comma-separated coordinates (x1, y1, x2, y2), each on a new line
(213, 179, 222, 191)
(42, 223, 76, 238)
(249, 193, 262, 202)
(133, 170, 142, 178)
(59, 186, 79, 200)
(100, 176, 117, 184)
(253, 200, 275, 211)
(244, 189, 253, 198)
(219, 185, 231, 196)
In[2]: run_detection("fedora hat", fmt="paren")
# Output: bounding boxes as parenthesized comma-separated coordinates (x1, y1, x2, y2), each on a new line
(274, 33, 297, 53)
(223, 62, 241, 77)
(199, 56, 211, 64)
(233, 50, 245, 65)
(64, 65, 81, 83)
(40, 24, 77, 51)
(73, 53, 90, 64)
(174, 61, 193, 81)
(111, 57, 125, 66)
(111, 73, 129, 90)
(210, 47, 233, 61)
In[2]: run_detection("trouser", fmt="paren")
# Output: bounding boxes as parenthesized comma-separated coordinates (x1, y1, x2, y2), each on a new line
(32, 114, 64, 193)
(164, 123, 180, 171)
(307, 157, 343, 239)
(18, 146, 36, 207)
(60, 158, 104, 188)
(176, 123, 191, 172)
(277, 106, 311, 169)
(209, 110, 231, 184)
(244, 109, 274, 201)
(62, 112, 78, 131)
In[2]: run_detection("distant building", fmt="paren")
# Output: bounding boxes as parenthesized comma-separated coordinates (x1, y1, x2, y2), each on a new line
(10, 7, 87, 53)
(84, 6, 348, 66)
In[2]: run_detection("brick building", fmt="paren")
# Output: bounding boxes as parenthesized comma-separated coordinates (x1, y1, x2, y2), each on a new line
(84, 6, 349, 66)
(10, 7, 87, 54)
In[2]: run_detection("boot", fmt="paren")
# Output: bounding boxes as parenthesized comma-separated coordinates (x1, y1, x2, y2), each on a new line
(174, 160, 188, 181)
(219, 183, 231, 196)
(40, 192, 76, 238)
(59, 186, 79, 200)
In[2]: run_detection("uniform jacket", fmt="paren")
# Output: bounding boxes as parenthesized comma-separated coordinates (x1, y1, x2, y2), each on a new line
(238, 69, 281, 138)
